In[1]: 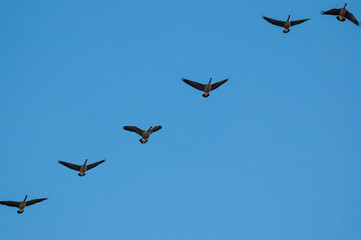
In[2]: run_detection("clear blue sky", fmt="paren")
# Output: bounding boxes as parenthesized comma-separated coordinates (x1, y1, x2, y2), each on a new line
(1, 0, 360, 239)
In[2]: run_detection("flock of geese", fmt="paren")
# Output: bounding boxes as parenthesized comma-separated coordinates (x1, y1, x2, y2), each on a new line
(0, 3, 359, 215)
(262, 3, 359, 33)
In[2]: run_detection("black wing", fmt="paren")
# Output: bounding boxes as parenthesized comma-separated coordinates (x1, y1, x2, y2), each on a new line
(321, 8, 341, 16)
(123, 126, 144, 136)
(150, 125, 162, 134)
(26, 198, 47, 206)
(211, 79, 228, 91)
(87, 160, 106, 170)
(182, 78, 206, 91)
(0, 201, 20, 207)
(263, 16, 285, 27)
(291, 18, 310, 26)
(345, 10, 359, 26)
(58, 161, 81, 171)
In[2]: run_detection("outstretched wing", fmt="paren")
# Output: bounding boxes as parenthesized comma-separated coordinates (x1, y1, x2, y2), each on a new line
(321, 8, 341, 16)
(58, 161, 81, 171)
(345, 10, 359, 26)
(150, 125, 162, 134)
(87, 160, 106, 170)
(26, 198, 47, 206)
(182, 78, 206, 91)
(291, 18, 310, 26)
(0, 201, 20, 207)
(211, 79, 228, 91)
(263, 16, 285, 27)
(123, 126, 144, 136)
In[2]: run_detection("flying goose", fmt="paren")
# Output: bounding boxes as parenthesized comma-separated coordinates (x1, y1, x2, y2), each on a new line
(123, 125, 162, 144)
(0, 195, 47, 214)
(263, 15, 310, 33)
(58, 159, 105, 176)
(182, 78, 228, 97)
(321, 3, 359, 26)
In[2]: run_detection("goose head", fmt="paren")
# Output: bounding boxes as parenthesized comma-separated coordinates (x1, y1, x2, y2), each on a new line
(23, 195, 28, 201)
(208, 78, 212, 84)
(287, 15, 291, 21)
(343, 3, 347, 8)
(84, 159, 88, 165)
(148, 126, 153, 131)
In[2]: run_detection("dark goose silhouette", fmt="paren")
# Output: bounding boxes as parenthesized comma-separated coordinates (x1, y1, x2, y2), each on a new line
(263, 15, 310, 33)
(123, 126, 162, 144)
(58, 159, 105, 176)
(182, 77, 228, 97)
(322, 3, 359, 26)
(0, 195, 47, 214)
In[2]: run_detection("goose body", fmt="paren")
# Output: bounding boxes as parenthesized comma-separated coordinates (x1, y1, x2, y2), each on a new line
(182, 77, 228, 98)
(263, 15, 310, 33)
(79, 164, 87, 176)
(284, 19, 291, 33)
(141, 130, 151, 143)
(58, 159, 105, 176)
(339, 7, 347, 21)
(203, 83, 212, 97)
(123, 126, 162, 144)
(322, 4, 359, 26)
(18, 200, 26, 213)
(0, 195, 47, 214)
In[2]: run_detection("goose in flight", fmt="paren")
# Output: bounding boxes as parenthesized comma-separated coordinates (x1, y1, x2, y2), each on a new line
(321, 3, 359, 26)
(182, 77, 228, 98)
(58, 159, 105, 176)
(0, 195, 47, 214)
(263, 15, 310, 33)
(123, 126, 162, 144)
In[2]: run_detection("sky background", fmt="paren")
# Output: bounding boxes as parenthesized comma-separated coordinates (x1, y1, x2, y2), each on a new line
(1, 0, 361, 239)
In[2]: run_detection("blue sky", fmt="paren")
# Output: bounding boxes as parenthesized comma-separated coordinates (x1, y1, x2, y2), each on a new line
(0, 0, 360, 239)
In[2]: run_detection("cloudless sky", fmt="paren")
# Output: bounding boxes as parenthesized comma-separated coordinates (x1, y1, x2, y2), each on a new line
(1, 0, 361, 239)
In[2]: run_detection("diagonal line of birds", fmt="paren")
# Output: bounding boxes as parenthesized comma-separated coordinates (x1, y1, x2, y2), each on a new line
(0, 3, 359, 214)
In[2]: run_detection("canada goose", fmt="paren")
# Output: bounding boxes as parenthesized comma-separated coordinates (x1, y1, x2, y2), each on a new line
(123, 125, 162, 144)
(321, 3, 359, 26)
(263, 15, 310, 33)
(182, 78, 228, 97)
(0, 195, 47, 214)
(58, 159, 105, 176)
